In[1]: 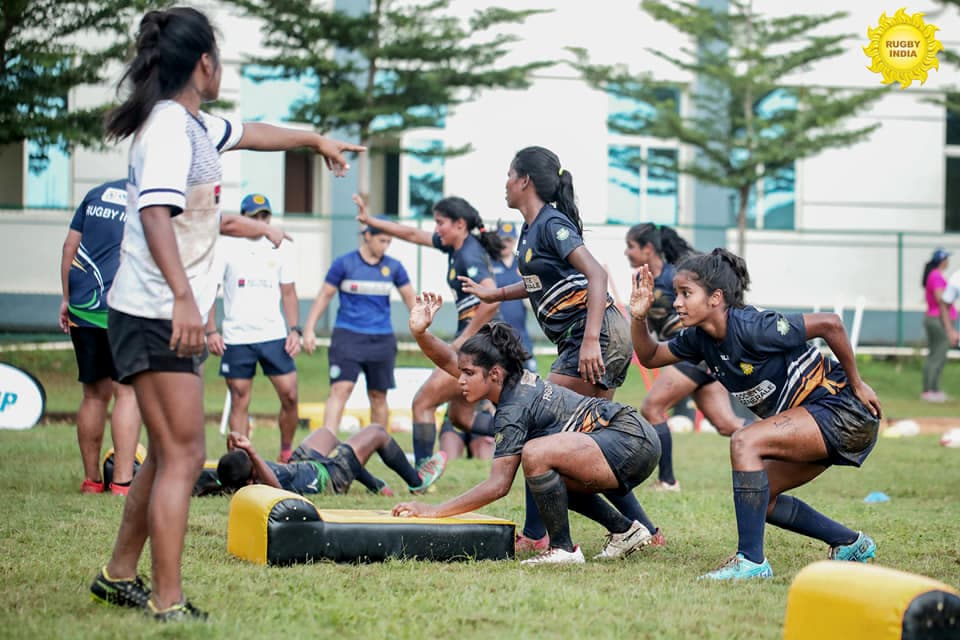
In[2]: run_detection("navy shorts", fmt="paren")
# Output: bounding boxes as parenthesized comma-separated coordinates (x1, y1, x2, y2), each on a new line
(328, 328, 397, 391)
(70, 326, 118, 384)
(551, 305, 632, 390)
(108, 309, 206, 384)
(219, 338, 295, 379)
(439, 419, 494, 458)
(289, 442, 357, 495)
(804, 385, 880, 467)
(673, 360, 716, 389)
(588, 409, 661, 495)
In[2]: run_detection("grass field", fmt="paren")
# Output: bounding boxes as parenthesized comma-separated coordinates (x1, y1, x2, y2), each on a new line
(0, 346, 959, 639)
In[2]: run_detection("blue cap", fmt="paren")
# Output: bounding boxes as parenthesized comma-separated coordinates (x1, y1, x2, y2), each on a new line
(361, 215, 391, 235)
(932, 248, 951, 264)
(496, 221, 518, 239)
(240, 193, 272, 216)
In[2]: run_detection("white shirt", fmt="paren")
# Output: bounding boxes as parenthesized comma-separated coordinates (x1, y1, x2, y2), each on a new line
(108, 100, 243, 321)
(941, 271, 960, 307)
(214, 234, 297, 344)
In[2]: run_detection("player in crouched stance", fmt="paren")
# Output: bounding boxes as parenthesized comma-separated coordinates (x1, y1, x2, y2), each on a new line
(393, 293, 662, 565)
(629, 249, 881, 580)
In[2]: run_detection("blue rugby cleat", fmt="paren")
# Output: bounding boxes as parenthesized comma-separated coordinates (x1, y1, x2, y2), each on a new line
(829, 531, 877, 562)
(699, 553, 773, 580)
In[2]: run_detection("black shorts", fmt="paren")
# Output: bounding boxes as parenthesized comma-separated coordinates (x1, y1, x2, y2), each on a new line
(804, 385, 880, 467)
(328, 328, 397, 391)
(290, 442, 357, 495)
(589, 409, 661, 495)
(551, 305, 632, 390)
(439, 419, 493, 458)
(70, 326, 118, 384)
(673, 360, 716, 389)
(219, 339, 295, 379)
(107, 309, 207, 385)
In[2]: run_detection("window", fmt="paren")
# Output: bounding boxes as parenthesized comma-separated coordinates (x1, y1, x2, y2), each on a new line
(25, 141, 69, 208)
(946, 157, 960, 232)
(405, 140, 444, 219)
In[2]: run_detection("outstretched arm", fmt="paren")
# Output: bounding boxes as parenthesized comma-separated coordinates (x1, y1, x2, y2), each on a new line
(219, 215, 290, 248)
(234, 123, 366, 177)
(451, 277, 500, 350)
(459, 276, 527, 303)
(303, 283, 338, 354)
(392, 455, 518, 518)
(409, 292, 460, 378)
(227, 432, 282, 490)
(353, 194, 433, 246)
(804, 313, 881, 418)
(630, 266, 681, 368)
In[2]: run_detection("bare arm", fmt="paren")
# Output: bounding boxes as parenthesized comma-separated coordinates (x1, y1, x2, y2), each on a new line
(566, 245, 610, 384)
(227, 431, 282, 489)
(281, 282, 301, 357)
(59, 229, 82, 333)
(804, 312, 881, 418)
(451, 277, 500, 350)
(219, 215, 289, 248)
(939, 298, 958, 347)
(353, 193, 433, 246)
(409, 292, 460, 378)
(629, 266, 682, 368)
(235, 123, 366, 177)
(302, 282, 338, 354)
(460, 277, 526, 303)
(397, 283, 417, 311)
(392, 455, 518, 518)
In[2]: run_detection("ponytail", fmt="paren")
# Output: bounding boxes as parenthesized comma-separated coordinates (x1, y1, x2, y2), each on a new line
(433, 196, 503, 261)
(626, 223, 696, 265)
(675, 248, 750, 308)
(512, 146, 582, 235)
(459, 322, 529, 388)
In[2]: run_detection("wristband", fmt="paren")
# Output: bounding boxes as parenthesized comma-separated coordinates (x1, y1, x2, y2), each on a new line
(289, 325, 303, 336)
(205, 329, 219, 336)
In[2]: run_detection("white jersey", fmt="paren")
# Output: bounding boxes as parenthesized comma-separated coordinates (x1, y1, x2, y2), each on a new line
(214, 234, 296, 344)
(941, 271, 960, 311)
(108, 100, 243, 321)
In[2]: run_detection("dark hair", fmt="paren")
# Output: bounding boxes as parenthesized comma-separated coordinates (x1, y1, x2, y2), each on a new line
(675, 248, 750, 308)
(217, 450, 253, 492)
(922, 257, 945, 288)
(459, 322, 530, 389)
(433, 196, 503, 261)
(626, 223, 696, 264)
(512, 146, 582, 235)
(105, 7, 218, 140)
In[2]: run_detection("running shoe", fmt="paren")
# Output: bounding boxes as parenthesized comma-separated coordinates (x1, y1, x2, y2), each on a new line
(515, 533, 550, 554)
(594, 521, 654, 559)
(652, 480, 681, 492)
(699, 553, 773, 580)
(90, 567, 151, 608)
(146, 599, 208, 622)
(81, 479, 104, 494)
(520, 545, 585, 565)
(829, 531, 877, 562)
(409, 451, 447, 494)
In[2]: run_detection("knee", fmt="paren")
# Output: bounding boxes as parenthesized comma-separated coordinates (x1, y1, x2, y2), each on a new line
(520, 442, 547, 475)
(729, 428, 755, 460)
(83, 381, 113, 405)
(640, 397, 666, 422)
(278, 386, 298, 410)
(412, 392, 433, 415)
(229, 383, 252, 404)
(366, 424, 388, 442)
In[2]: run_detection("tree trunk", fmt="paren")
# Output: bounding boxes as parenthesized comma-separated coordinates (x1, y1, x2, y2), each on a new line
(736, 184, 750, 258)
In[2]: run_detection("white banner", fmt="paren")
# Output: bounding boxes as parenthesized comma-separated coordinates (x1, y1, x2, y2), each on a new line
(0, 362, 46, 430)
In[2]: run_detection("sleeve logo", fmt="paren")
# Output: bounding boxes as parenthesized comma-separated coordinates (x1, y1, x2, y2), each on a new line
(776, 316, 790, 335)
(556, 228, 570, 241)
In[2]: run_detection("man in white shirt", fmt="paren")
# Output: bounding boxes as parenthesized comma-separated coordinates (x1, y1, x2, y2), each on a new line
(207, 193, 301, 462)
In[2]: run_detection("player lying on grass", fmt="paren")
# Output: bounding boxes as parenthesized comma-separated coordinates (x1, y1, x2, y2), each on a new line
(392, 293, 663, 565)
(217, 425, 446, 496)
(629, 248, 881, 580)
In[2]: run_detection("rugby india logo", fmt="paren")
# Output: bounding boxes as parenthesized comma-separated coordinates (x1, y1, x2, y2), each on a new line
(556, 228, 570, 241)
(864, 8, 942, 88)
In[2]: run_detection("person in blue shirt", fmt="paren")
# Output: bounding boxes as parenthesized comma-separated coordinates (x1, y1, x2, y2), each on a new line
(491, 221, 537, 372)
(630, 248, 882, 580)
(302, 204, 416, 435)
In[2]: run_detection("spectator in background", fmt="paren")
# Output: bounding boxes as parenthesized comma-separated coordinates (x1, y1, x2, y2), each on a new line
(59, 179, 142, 496)
(922, 248, 953, 402)
(491, 220, 537, 373)
(302, 204, 416, 434)
(207, 194, 302, 463)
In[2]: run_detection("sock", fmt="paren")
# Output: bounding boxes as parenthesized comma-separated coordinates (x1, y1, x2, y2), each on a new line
(111, 480, 132, 487)
(354, 467, 387, 494)
(526, 470, 574, 552)
(522, 483, 548, 539)
(605, 491, 656, 534)
(568, 493, 632, 533)
(653, 422, 675, 484)
(377, 438, 422, 488)
(470, 411, 495, 437)
(732, 470, 769, 564)
(412, 422, 436, 467)
(767, 494, 858, 547)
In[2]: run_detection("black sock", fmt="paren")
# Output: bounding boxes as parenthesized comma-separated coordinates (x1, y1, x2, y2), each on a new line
(568, 493, 632, 533)
(354, 467, 387, 494)
(653, 422, 675, 484)
(412, 422, 436, 467)
(767, 494, 858, 547)
(522, 483, 548, 539)
(526, 470, 574, 552)
(111, 479, 132, 487)
(732, 470, 769, 564)
(470, 411, 495, 437)
(377, 438, 422, 488)
(605, 491, 656, 534)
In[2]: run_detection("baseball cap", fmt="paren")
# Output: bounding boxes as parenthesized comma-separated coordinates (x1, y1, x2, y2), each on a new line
(496, 221, 518, 239)
(240, 193, 272, 216)
(932, 248, 951, 263)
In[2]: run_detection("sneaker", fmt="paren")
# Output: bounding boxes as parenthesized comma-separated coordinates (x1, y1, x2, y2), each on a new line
(378, 484, 395, 497)
(652, 480, 681, 492)
(594, 520, 654, 559)
(699, 553, 773, 580)
(109, 482, 131, 497)
(921, 391, 947, 403)
(90, 567, 151, 608)
(146, 599, 208, 622)
(409, 452, 447, 494)
(829, 531, 877, 562)
(521, 545, 585, 565)
(648, 528, 666, 547)
(277, 448, 293, 463)
(81, 479, 104, 494)
(515, 533, 550, 554)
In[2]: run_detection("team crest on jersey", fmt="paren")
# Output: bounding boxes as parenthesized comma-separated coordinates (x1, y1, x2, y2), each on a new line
(381, 266, 390, 277)
(556, 227, 570, 241)
(467, 266, 478, 278)
(739, 362, 754, 375)
(448, 267, 456, 281)
(524, 248, 532, 263)
(776, 316, 790, 335)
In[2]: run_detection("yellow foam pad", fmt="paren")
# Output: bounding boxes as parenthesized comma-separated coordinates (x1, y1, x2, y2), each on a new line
(227, 485, 316, 565)
(783, 561, 960, 640)
(315, 508, 514, 527)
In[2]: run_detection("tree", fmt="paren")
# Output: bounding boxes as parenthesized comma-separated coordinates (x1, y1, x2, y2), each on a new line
(571, 0, 887, 257)
(0, 0, 153, 171)
(224, 0, 552, 198)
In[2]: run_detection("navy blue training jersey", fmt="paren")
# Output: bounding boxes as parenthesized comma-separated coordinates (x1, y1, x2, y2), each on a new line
(667, 306, 846, 418)
(324, 250, 410, 335)
(648, 261, 683, 340)
(432, 232, 493, 335)
(517, 205, 614, 343)
(492, 256, 533, 353)
(264, 460, 328, 494)
(493, 370, 637, 458)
